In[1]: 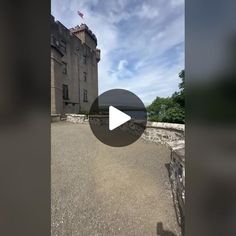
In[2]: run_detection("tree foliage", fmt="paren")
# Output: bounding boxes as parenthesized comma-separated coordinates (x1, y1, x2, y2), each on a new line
(147, 70, 185, 124)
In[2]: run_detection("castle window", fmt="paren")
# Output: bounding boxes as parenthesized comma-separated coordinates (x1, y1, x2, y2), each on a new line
(63, 84, 69, 100)
(62, 62, 67, 74)
(83, 90, 88, 102)
(83, 55, 86, 64)
(83, 72, 87, 81)
(60, 40, 66, 53)
(51, 35, 59, 46)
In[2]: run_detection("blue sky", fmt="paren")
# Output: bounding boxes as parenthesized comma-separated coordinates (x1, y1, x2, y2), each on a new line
(52, 0, 184, 105)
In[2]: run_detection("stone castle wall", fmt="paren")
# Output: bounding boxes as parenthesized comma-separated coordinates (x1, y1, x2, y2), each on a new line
(51, 16, 100, 115)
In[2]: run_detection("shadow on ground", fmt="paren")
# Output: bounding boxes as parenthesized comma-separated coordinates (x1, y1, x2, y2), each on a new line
(156, 222, 177, 236)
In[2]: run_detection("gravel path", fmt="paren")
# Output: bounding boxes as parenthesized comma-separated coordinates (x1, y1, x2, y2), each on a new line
(51, 122, 181, 236)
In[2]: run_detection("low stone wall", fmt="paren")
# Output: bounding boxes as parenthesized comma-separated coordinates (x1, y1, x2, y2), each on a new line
(66, 114, 110, 124)
(66, 114, 87, 123)
(89, 115, 109, 125)
(119, 120, 184, 148)
(142, 122, 184, 147)
(65, 114, 185, 148)
(51, 114, 61, 122)
(169, 146, 185, 229)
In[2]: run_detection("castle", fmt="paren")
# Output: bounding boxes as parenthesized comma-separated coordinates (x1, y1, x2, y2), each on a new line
(51, 15, 100, 115)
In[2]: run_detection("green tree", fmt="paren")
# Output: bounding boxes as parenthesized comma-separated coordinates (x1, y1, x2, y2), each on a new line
(164, 106, 185, 123)
(172, 70, 185, 108)
(147, 70, 185, 123)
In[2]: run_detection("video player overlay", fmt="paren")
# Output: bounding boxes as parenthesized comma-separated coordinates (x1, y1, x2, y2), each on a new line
(89, 89, 147, 147)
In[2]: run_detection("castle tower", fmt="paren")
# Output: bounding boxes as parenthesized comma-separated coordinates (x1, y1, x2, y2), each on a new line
(70, 24, 100, 112)
(71, 24, 97, 48)
(51, 17, 100, 115)
(70, 24, 100, 62)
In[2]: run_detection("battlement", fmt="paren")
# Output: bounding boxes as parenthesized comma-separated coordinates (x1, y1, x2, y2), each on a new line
(70, 24, 97, 45)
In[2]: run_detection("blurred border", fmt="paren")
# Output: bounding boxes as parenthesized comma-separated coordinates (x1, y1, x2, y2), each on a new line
(0, 0, 51, 235)
(186, 0, 236, 235)
(1, 0, 236, 235)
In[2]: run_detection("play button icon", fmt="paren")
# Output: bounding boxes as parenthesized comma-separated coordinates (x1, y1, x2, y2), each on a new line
(109, 106, 131, 131)
(89, 89, 147, 147)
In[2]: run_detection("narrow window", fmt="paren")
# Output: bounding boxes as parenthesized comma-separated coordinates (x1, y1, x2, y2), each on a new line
(63, 84, 69, 100)
(51, 35, 59, 46)
(62, 62, 67, 74)
(60, 40, 66, 53)
(83, 72, 87, 81)
(83, 55, 86, 64)
(83, 90, 88, 102)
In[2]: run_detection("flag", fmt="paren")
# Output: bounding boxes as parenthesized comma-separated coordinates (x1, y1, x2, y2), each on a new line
(77, 10, 84, 19)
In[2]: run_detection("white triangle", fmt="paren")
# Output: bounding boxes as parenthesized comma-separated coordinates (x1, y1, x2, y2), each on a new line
(109, 106, 131, 131)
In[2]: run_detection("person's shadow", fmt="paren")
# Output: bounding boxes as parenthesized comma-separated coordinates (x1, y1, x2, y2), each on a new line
(156, 222, 177, 236)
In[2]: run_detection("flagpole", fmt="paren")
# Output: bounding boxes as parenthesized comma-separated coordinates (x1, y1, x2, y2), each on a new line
(77, 10, 84, 24)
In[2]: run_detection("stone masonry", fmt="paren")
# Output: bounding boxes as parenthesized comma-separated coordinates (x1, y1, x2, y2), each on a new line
(51, 15, 100, 115)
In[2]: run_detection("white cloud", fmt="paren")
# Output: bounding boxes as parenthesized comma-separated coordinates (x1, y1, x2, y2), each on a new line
(52, 0, 184, 104)
(117, 60, 128, 70)
(136, 3, 159, 19)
